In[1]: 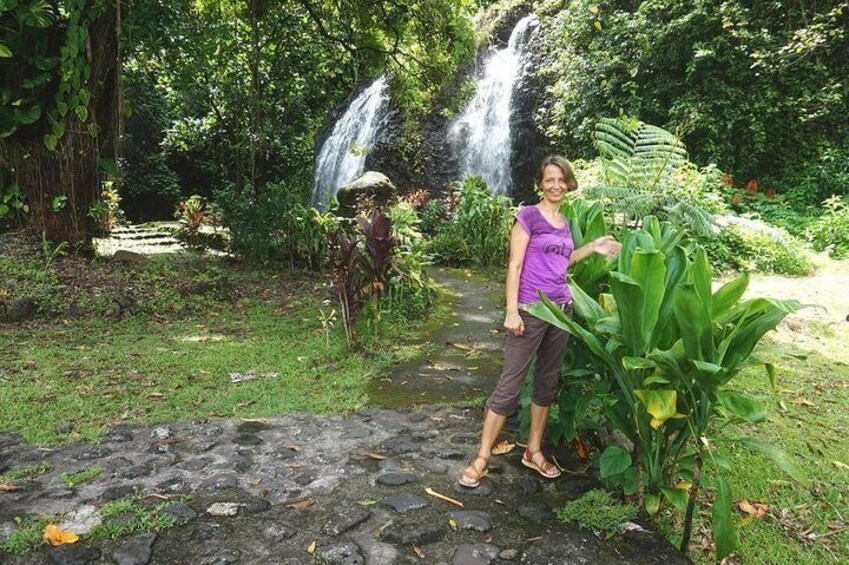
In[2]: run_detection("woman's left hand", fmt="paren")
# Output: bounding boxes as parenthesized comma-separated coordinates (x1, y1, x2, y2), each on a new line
(593, 235, 622, 257)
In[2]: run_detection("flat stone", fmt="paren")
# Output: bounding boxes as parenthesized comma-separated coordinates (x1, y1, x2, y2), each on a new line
(103, 428, 134, 443)
(448, 510, 493, 532)
(382, 493, 429, 513)
(150, 426, 172, 440)
(323, 505, 371, 535)
(316, 541, 365, 565)
(46, 487, 76, 499)
(452, 543, 499, 565)
(232, 434, 263, 446)
(59, 505, 102, 535)
(200, 549, 241, 564)
(201, 473, 238, 490)
(376, 472, 417, 486)
(454, 479, 493, 496)
(236, 420, 270, 433)
(293, 470, 317, 486)
(518, 503, 552, 523)
(420, 460, 449, 474)
(515, 477, 541, 495)
(243, 499, 271, 514)
(408, 412, 428, 423)
(380, 523, 444, 545)
(522, 530, 601, 564)
(162, 502, 197, 524)
(381, 437, 419, 454)
(147, 443, 170, 454)
(112, 532, 157, 565)
(180, 457, 214, 471)
(74, 446, 112, 460)
(450, 432, 479, 445)
(435, 447, 466, 460)
(262, 522, 297, 540)
(156, 477, 187, 494)
(191, 440, 219, 453)
(206, 502, 243, 516)
(99, 484, 140, 502)
(499, 548, 519, 560)
(343, 426, 372, 440)
(233, 454, 253, 473)
(49, 543, 102, 564)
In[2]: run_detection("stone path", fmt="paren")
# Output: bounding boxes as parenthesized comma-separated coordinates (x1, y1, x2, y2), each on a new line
(92, 225, 184, 257)
(369, 269, 504, 407)
(0, 407, 686, 564)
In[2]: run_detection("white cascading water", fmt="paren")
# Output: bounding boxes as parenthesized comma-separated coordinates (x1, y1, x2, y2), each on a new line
(450, 14, 539, 195)
(312, 75, 390, 207)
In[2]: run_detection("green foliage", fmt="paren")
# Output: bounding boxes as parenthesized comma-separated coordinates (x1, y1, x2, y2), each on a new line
(61, 465, 103, 488)
(807, 196, 849, 259)
(86, 496, 179, 541)
(697, 221, 813, 276)
(429, 177, 514, 268)
(88, 182, 126, 235)
(538, 0, 849, 182)
(173, 195, 225, 251)
(0, 462, 53, 483)
(589, 117, 725, 236)
(527, 218, 806, 557)
(0, 516, 52, 555)
(762, 145, 849, 204)
(555, 489, 638, 532)
(217, 182, 338, 267)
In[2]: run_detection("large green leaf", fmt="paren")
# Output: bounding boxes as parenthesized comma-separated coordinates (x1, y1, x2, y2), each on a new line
(599, 446, 631, 478)
(712, 273, 748, 319)
(635, 389, 685, 429)
(674, 283, 712, 362)
(0, 42, 12, 58)
(737, 437, 808, 484)
(610, 249, 666, 355)
(713, 477, 738, 559)
(716, 390, 766, 423)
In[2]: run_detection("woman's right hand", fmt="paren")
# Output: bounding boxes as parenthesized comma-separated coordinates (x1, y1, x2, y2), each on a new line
(504, 310, 524, 336)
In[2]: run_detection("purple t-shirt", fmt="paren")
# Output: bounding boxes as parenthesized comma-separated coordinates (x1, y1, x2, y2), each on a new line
(515, 206, 574, 306)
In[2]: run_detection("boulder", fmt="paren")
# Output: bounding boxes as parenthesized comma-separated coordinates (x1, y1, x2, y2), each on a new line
(112, 249, 149, 266)
(336, 172, 397, 217)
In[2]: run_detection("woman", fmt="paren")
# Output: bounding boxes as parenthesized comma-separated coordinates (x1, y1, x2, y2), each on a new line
(459, 155, 620, 488)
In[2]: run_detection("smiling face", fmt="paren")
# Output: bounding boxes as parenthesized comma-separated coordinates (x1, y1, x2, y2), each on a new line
(539, 164, 570, 204)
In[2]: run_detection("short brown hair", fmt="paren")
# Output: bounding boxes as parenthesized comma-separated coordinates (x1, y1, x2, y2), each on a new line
(536, 155, 578, 192)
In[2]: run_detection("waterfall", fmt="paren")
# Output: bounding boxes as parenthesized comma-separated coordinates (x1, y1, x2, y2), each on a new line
(312, 76, 390, 207)
(450, 14, 539, 195)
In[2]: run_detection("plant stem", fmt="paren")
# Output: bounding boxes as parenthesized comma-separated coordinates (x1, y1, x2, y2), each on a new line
(680, 452, 702, 553)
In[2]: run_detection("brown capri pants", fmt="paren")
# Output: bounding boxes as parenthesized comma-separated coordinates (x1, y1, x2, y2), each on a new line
(486, 306, 571, 416)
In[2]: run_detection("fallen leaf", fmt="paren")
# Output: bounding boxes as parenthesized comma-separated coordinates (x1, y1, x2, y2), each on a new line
(492, 441, 515, 455)
(574, 436, 590, 460)
(366, 452, 387, 460)
(425, 487, 463, 507)
(306, 540, 316, 554)
(832, 461, 849, 471)
(413, 545, 425, 558)
(283, 444, 302, 452)
(285, 497, 315, 509)
(147, 392, 166, 400)
(428, 416, 445, 423)
(237, 400, 256, 408)
(448, 342, 472, 351)
(738, 499, 769, 518)
(43, 524, 79, 546)
(448, 518, 458, 530)
(674, 481, 693, 491)
(0, 484, 19, 491)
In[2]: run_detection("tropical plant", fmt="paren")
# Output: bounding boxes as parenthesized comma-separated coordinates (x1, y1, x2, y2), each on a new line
(526, 217, 806, 558)
(807, 195, 849, 259)
(88, 182, 126, 235)
(429, 176, 514, 268)
(589, 117, 716, 235)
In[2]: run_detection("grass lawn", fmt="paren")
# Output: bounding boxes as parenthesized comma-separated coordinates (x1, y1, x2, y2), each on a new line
(0, 239, 415, 445)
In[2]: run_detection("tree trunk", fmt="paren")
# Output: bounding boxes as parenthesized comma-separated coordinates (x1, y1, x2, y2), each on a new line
(0, 4, 119, 247)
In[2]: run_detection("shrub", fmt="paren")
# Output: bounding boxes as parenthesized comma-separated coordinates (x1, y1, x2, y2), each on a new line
(807, 196, 849, 259)
(429, 176, 514, 268)
(217, 182, 337, 268)
(556, 489, 638, 532)
(700, 218, 813, 276)
(88, 183, 127, 235)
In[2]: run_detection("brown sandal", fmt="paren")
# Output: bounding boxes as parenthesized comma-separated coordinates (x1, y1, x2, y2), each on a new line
(458, 455, 489, 488)
(521, 449, 561, 479)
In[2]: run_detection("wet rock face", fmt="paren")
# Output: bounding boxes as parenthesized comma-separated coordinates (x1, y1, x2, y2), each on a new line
(0, 407, 684, 564)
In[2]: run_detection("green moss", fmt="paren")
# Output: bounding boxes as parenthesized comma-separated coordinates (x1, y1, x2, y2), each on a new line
(556, 489, 638, 532)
